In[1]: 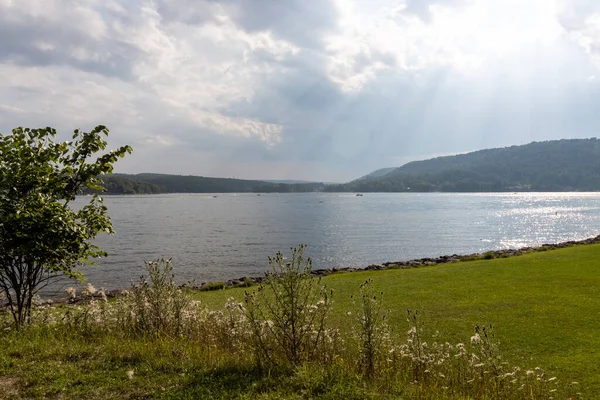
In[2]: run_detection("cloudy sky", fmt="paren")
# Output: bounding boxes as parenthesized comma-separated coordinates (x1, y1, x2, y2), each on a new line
(1, 0, 599, 182)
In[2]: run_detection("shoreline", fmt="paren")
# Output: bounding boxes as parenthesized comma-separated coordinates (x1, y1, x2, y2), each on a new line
(212, 234, 600, 288)
(7, 234, 600, 307)
(96, 234, 600, 299)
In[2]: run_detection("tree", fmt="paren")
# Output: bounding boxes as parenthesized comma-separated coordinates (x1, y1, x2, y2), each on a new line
(0, 126, 132, 327)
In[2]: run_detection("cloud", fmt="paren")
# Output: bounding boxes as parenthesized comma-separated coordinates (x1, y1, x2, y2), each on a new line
(1, 0, 600, 182)
(219, 0, 341, 49)
(401, 0, 472, 23)
(0, 0, 143, 79)
(558, 1, 600, 66)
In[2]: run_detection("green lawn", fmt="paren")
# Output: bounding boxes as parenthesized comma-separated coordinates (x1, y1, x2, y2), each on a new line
(1, 244, 599, 398)
(196, 244, 600, 393)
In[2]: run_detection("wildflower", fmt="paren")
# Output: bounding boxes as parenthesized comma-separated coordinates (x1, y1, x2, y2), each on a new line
(526, 370, 534, 375)
(470, 333, 481, 345)
(126, 370, 134, 379)
(548, 377, 557, 381)
(65, 287, 76, 299)
(83, 283, 96, 297)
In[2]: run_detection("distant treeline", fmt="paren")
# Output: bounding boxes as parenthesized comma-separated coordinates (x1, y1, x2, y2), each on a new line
(93, 173, 326, 195)
(94, 138, 600, 194)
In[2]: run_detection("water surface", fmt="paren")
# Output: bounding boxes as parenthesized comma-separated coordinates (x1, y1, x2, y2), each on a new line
(70, 192, 600, 290)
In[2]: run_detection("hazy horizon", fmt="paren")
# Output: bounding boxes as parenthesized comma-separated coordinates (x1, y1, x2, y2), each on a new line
(2, 0, 600, 181)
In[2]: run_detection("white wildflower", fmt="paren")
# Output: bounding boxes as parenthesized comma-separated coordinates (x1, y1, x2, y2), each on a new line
(126, 370, 134, 379)
(470, 333, 481, 345)
(83, 283, 96, 297)
(99, 288, 108, 302)
(65, 287, 76, 299)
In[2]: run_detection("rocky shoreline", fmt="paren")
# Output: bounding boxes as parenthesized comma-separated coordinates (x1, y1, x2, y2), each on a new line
(190, 234, 600, 290)
(8, 234, 600, 307)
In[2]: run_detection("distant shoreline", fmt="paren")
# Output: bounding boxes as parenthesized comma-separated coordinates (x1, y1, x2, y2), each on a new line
(95, 191, 600, 195)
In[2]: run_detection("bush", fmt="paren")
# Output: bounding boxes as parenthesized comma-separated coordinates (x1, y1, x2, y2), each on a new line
(354, 279, 389, 379)
(244, 245, 334, 368)
(117, 259, 190, 337)
(0, 125, 131, 327)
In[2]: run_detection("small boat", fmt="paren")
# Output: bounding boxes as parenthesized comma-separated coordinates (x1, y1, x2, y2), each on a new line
(356, 193, 363, 197)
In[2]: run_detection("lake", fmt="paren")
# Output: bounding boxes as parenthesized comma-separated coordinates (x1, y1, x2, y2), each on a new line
(71, 192, 600, 290)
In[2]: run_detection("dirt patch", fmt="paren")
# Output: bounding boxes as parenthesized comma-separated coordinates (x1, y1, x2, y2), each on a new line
(0, 377, 19, 399)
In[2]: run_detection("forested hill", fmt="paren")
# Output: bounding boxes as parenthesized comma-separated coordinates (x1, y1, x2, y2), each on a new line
(352, 167, 396, 182)
(95, 173, 325, 194)
(95, 138, 600, 194)
(325, 138, 600, 192)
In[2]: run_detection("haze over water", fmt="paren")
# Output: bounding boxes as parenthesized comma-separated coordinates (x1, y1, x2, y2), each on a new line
(74, 192, 600, 290)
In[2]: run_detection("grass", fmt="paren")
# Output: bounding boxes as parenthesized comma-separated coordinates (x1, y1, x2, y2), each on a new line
(1, 244, 599, 398)
(193, 244, 600, 394)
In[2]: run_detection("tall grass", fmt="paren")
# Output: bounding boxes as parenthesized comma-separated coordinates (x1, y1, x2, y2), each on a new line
(0, 247, 581, 399)
(244, 245, 335, 368)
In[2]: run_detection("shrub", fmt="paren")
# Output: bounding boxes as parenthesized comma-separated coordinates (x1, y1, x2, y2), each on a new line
(354, 279, 389, 379)
(244, 245, 334, 368)
(0, 125, 131, 327)
(117, 259, 190, 337)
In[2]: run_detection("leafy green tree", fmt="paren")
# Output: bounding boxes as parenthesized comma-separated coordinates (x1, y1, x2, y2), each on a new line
(0, 126, 132, 327)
